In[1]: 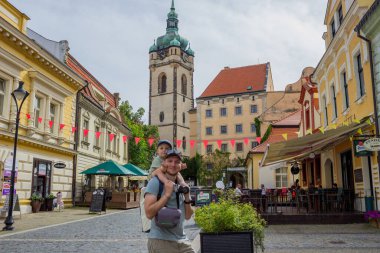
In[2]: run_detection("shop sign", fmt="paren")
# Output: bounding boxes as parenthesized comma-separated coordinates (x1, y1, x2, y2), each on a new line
(353, 140, 372, 157)
(54, 162, 66, 169)
(363, 138, 380, 151)
(195, 189, 212, 206)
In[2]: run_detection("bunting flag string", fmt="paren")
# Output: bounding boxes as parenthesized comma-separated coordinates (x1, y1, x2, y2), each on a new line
(148, 138, 155, 147)
(135, 137, 140, 145)
(176, 139, 182, 148)
(230, 139, 235, 148)
(217, 140, 222, 149)
(190, 140, 196, 149)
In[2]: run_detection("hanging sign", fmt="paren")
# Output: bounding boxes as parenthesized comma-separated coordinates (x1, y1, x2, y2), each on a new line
(353, 140, 372, 157)
(54, 162, 66, 169)
(363, 138, 380, 151)
(291, 165, 300, 175)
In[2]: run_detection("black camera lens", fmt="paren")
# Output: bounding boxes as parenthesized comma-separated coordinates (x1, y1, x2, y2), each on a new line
(178, 186, 189, 194)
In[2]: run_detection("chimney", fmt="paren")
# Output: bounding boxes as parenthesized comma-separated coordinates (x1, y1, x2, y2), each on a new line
(224, 66, 230, 70)
(113, 93, 120, 106)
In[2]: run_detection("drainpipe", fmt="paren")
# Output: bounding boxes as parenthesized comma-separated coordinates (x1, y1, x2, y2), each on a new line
(356, 31, 378, 201)
(72, 80, 89, 206)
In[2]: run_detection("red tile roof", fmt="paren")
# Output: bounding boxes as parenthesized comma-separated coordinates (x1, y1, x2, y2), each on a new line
(250, 111, 301, 153)
(199, 63, 269, 98)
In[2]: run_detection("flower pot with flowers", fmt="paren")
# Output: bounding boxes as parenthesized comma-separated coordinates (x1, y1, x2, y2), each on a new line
(30, 192, 44, 213)
(45, 193, 56, 211)
(195, 189, 266, 253)
(364, 211, 380, 228)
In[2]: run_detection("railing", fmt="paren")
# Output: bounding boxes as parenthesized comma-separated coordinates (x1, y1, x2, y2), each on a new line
(239, 188, 379, 215)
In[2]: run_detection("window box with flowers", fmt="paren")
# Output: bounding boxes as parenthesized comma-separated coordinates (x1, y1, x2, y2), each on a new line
(364, 211, 380, 229)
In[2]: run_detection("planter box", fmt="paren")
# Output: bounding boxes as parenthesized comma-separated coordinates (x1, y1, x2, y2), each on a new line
(31, 200, 42, 213)
(200, 231, 254, 253)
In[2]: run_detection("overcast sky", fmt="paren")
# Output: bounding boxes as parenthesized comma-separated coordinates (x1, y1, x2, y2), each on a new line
(10, 0, 328, 122)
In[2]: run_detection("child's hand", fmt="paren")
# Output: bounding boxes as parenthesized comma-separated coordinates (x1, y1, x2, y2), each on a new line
(180, 163, 187, 170)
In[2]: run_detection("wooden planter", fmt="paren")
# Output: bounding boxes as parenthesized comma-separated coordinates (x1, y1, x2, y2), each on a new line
(31, 200, 42, 213)
(200, 231, 254, 253)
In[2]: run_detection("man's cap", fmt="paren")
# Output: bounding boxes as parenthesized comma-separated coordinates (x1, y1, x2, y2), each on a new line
(165, 149, 182, 161)
(157, 139, 172, 149)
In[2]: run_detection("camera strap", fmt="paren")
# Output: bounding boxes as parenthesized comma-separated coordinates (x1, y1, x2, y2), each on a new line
(156, 176, 180, 209)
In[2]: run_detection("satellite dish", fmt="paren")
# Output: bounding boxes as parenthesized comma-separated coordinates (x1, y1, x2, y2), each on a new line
(216, 181, 225, 190)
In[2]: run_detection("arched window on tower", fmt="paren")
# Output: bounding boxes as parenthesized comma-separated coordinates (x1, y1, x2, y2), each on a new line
(181, 74, 187, 95)
(159, 112, 165, 122)
(182, 136, 187, 150)
(182, 112, 185, 124)
(159, 74, 167, 94)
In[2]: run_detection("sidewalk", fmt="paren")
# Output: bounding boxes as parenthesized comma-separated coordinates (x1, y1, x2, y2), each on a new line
(0, 207, 123, 237)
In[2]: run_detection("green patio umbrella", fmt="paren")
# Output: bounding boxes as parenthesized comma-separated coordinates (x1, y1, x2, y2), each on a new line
(122, 163, 148, 176)
(80, 160, 137, 176)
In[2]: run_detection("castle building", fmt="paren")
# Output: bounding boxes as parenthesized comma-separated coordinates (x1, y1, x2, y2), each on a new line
(148, 0, 194, 157)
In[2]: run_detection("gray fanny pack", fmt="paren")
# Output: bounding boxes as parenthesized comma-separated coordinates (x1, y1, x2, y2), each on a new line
(154, 177, 182, 229)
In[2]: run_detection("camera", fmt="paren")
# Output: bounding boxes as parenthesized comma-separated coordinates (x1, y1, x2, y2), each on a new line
(174, 184, 189, 194)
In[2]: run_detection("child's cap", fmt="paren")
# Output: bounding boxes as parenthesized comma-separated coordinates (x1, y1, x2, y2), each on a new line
(165, 149, 182, 161)
(157, 139, 172, 149)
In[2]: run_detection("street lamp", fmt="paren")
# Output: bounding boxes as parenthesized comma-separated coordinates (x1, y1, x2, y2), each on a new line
(3, 81, 29, 231)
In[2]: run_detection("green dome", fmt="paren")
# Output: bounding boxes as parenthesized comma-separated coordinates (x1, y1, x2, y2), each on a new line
(186, 46, 194, 56)
(149, 43, 158, 53)
(170, 38, 181, 47)
(148, 0, 192, 54)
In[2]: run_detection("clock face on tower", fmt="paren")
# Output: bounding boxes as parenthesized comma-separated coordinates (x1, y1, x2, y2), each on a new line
(182, 53, 189, 63)
(158, 49, 167, 60)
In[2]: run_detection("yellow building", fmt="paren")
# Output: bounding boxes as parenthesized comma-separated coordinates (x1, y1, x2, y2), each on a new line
(314, 0, 378, 208)
(0, 1, 84, 213)
(261, 0, 379, 211)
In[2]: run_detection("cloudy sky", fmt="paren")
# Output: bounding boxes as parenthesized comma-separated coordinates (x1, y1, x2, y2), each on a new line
(10, 0, 328, 122)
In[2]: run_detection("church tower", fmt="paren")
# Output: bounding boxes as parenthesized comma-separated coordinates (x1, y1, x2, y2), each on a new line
(149, 0, 194, 157)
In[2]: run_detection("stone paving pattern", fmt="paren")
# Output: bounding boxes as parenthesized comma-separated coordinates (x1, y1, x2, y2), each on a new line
(0, 207, 379, 253)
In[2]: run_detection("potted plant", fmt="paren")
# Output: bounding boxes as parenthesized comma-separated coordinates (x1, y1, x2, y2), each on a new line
(364, 211, 380, 228)
(45, 193, 56, 211)
(195, 190, 266, 253)
(30, 192, 44, 213)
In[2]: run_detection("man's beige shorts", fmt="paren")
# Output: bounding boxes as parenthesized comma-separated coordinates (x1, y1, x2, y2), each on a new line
(148, 238, 195, 253)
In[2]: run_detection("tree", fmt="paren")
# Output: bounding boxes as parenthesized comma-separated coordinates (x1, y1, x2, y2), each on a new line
(119, 100, 159, 169)
(198, 150, 231, 187)
(182, 153, 201, 185)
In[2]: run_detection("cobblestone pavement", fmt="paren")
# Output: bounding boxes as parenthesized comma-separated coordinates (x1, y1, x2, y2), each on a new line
(1, 208, 380, 253)
(264, 224, 380, 253)
(0, 208, 199, 253)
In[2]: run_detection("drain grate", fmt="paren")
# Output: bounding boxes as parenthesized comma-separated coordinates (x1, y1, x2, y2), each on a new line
(329, 240, 346, 244)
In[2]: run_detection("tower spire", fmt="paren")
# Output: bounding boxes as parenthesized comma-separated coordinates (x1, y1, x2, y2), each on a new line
(166, 0, 179, 33)
(171, 0, 175, 10)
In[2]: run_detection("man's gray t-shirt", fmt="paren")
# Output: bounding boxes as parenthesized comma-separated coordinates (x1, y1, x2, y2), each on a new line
(145, 177, 187, 241)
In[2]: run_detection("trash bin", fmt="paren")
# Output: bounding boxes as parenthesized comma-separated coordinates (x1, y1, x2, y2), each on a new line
(365, 196, 374, 211)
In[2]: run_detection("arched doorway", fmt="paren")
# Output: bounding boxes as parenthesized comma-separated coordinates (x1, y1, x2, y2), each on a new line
(229, 173, 245, 188)
(324, 159, 334, 188)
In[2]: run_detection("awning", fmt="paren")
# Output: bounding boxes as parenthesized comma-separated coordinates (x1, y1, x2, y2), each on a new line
(260, 161, 287, 171)
(262, 121, 368, 166)
(122, 163, 148, 176)
(80, 160, 137, 176)
(129, 176, 148, 181)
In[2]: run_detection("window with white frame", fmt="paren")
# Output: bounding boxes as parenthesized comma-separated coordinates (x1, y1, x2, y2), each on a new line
(34, 96, 42, 129)
(107, 130, 111, 150)
(113, 133, 117, 152)
(330, 84, 337, 120)
(322, 95, 328, 127)
(341, 71, 349, 110)
(236, 143, 243, 152)
(355, 53, 365, 99)
(50, 103, 56, 133)
(235, 106, 242, 115)
(205, 109, 212, 118)
(250, 105, 257, 114)
(220, 107, 227, 117)
(221, 143, 228, 152)
(116, 135, 119, 154)
(206, 127, 213, 135)
(83, 119, 89, 142)
(94, 125, 100, 147)
(275, 167, 288, 188)
(0, 78, 5, 116)
(220, 125, 227, 134)
(250, 123, 256, 133)
(206, 144, 213, 154)
(123, 142, 127, 159)
(235, 124, 243, 133)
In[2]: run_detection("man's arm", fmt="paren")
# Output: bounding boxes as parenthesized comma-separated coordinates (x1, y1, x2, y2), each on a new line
(184, 192, 193, 220)
(145, 180, 174, 219)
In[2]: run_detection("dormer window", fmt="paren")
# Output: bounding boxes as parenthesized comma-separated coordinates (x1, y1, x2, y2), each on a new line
(331, 19, 336, 38)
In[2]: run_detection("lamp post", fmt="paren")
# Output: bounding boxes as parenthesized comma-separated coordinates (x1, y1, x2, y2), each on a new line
(3, 81, 29, 231)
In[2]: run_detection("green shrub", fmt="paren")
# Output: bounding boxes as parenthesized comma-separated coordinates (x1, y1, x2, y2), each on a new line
(195, 190, 266, 252)
(46, 193, 55, 199)
(30, 192, 44, 201)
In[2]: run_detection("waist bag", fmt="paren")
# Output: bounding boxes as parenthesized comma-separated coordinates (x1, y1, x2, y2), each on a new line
(154, 177, 182, 229)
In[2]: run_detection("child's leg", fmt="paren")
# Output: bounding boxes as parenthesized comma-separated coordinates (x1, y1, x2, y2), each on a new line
(177, 172, 188, 186)
(154, 167, 169, 184)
